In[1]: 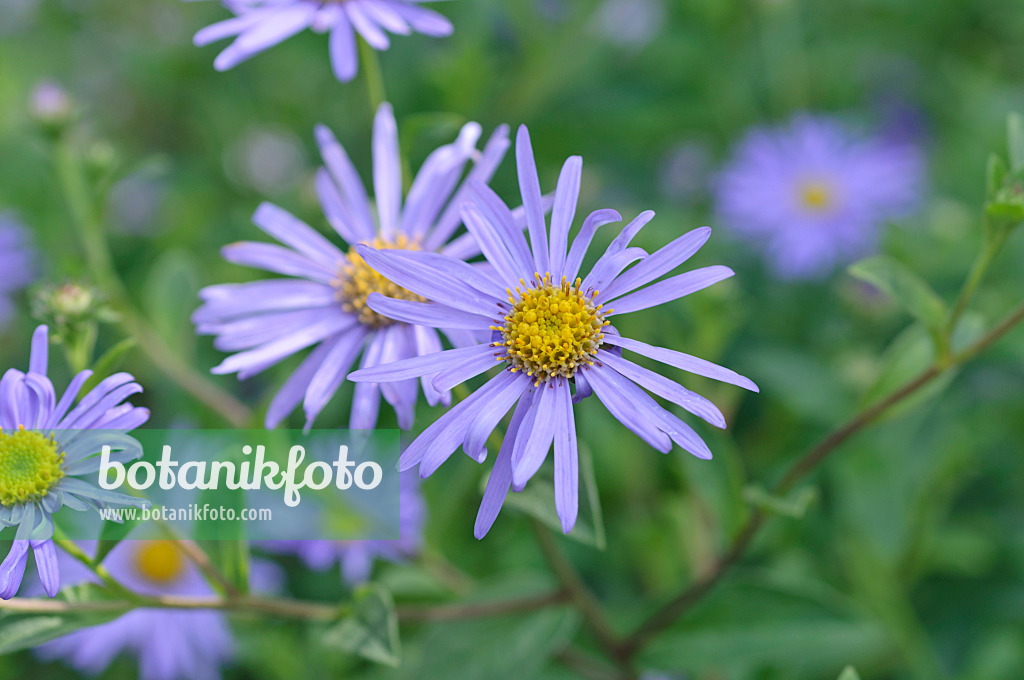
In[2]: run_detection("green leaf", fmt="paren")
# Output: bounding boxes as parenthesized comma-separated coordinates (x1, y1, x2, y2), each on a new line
(848, 256, 948, 333)
(322, 584, 400, 666)
(838, 666, 863, 680)
(986, 153, 1009, 198)
(495, 444, 606, 549)
(743, 485, 817, 518)
(0, 584, 126, 654)
(82, 337, 136, 394)
(1007, 113, 1024, 173)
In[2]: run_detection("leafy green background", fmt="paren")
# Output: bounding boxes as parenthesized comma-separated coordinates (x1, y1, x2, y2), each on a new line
(1, 0, 1023, 678)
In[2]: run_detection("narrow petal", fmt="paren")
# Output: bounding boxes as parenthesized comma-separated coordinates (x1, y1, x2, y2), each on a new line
(349, 343, 492, 383)
(602, 334, 759, 392)
(511, 384, 559, 488)
(303, 329, 369, 430)
(599, 352, 726, 428)
(462, 372, 531, 460)
(564, 209, 622, 283)
(548, 156, 583, 278)
(552, 380, 578, 533)
(0, 541, 30, 599)
(515, 126, 549, 273)
(315, 124, 376, 241)
(372, 103, 402, 239)
(354, 246, 499, 315)
(366, 294, 491, 331)
(328, 15, 359, 82)
(605, 265, 734, 314)
(265, 339, 336, 428)
(31, 539, 60, 598)
(599, 227, 712, 301)
(29, 325, 49, 376)
(474, 395, 532, 539)
(430, 346, 498, 393)
(252, 202, 345, 269)
(585, 366, 672, 452)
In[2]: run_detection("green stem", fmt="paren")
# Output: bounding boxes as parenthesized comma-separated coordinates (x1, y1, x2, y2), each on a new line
(359, 38, 387, 114)
(947, 234, 1004, 333)
(52, 534, 134, 600)
(53, 133, 253, 427)
(618, 298, 1024, 658)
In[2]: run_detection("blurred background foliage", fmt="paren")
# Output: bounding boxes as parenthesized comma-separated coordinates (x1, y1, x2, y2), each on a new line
(1, 0, 1023, 678)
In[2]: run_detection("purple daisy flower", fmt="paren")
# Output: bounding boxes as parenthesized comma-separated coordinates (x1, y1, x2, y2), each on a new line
(0, 326, 150, 599)
(260, 469, 425, 583)
(0, 214, 37, 326)
(192, 0, 453, 82)
(714, 114, 923, 279)
(347, 126, 759, 538)
(35, 540, 234, 680)
(195, 103, 514, 430)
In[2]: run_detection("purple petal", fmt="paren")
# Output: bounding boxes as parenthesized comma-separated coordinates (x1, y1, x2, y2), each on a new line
(511, 384, 559, 488)
(252, 202, 345, 269)
(303, 329, 369, 430)
(602, 334, 759, 392)
(605, 265, 734, 315)
(599, 352, 726, 428)
(31, 539, 60, 598)
(564, 209, 621, 282)
(552, 380, 578, 533)
(315, 124, 377, 241)
(598, 227, 712, 301)
(515, 126, 550, 273)
(328, 14, 359, 81)
(366, 294, 491, 331)
(474, 394, 533, 539)
(372, 103, 402, 239)
(585, 366, 672, 453)
(349, 343, 492, 383)
(0, 541, 29, 599)
(548, 156, 583, 278)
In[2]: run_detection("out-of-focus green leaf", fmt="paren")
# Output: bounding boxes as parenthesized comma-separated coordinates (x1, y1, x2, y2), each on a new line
(838, 666, 863, 680)
(743, 485, 817, 518)
(848, 256, 948, 333)
(0, 584, 125, 654)
(1006, 113, 1024, 173)
(323, 585, 400, 667)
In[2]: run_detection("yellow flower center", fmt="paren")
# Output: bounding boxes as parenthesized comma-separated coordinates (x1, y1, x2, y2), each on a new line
(337, 235, 426, 328)
(134, 540, 187, 585)
(797, 180, 835, 212)
(0, 427, 64, 506)
(494, 273, 609, 385)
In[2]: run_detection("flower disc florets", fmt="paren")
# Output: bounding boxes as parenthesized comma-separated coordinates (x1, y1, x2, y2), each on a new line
(338, 235, 426, 328)
(495, 273, 609, 385)
(0, 426, 64, 506)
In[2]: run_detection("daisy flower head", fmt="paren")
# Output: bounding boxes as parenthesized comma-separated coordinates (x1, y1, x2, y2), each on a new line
(192, 0, 453, 82)
(194, 103, 513, 430)
(0, 213, 36, 326)
(35, 540, 234, 680)
(715, 113, 923, 280)
(348, 126, 759, 538)
(260, 469, 425, 583)
(0, 326, 150, 599)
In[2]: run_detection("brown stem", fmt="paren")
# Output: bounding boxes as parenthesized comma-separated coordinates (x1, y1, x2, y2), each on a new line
(618, 299, 1024, 658)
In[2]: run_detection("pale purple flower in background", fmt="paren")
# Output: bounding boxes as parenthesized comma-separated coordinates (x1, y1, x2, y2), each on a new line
(348, 126, 758, 538)
(715, 114, 923, 279)
(0, 214, 37, 326)
(0, 326, 150, 599)
(260, 470, 425, 583)
(35, 540, 234, 680)
(194, 103, 515, 430)
(191, 0, 453, 82)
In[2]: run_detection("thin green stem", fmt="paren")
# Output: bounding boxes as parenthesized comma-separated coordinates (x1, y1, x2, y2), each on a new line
(53, 133, 253, 427)
(359, 38, 387, 114)
(52, 534, 134, 600)
(947, 234, 1004, 333)
(618, 298, 1024, 658)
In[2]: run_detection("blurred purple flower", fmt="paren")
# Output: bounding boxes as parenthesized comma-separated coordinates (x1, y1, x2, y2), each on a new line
(347, 126, 758, 538)
(0, 215, 37, 325)
(35, 540, 234, 680)
(192, 0, 453, 82)
(0, 326, 150, 599)
(715, 114, 923, 279)
(194, 103, 514, 430)
(261, 470, 425, 583)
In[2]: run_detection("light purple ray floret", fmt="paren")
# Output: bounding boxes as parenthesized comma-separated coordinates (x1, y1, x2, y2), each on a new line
(194, 103, 515, 431)
(34, 540, 235, 680)
(260, 469, 425, 583)
(0, 214, 37, 325)
(347, 125, 759, 539)
(0, 326, 151, 600)
(714, 113, 923, 279)
(191, 0, 453, 82)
